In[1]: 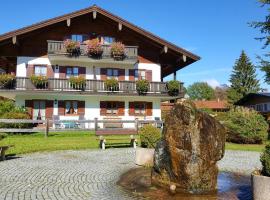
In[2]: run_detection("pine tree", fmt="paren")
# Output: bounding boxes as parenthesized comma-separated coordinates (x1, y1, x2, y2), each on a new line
(228, 51, 260, 104)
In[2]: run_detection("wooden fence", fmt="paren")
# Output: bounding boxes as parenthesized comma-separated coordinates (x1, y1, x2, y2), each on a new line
(0, 119, 163, 137)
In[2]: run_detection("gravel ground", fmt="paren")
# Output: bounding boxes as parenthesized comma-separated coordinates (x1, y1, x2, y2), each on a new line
(218, 150, 261, 174)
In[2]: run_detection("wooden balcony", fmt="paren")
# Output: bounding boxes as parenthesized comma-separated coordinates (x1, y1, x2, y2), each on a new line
(1, 77, 184, 98)
(47, 40, 138, 65)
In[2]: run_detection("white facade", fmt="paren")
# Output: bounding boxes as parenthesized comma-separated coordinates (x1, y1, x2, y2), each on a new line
(14, 56, 163, 123)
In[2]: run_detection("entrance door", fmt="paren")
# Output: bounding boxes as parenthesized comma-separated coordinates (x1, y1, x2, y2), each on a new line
(33, 100, 46, 120)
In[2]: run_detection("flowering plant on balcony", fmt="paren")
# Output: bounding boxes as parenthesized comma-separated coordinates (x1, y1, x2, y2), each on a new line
(30, 75, 48, 89)
(104, 78, 119, 91)
(167, 80, 180, 96)
(0, 73, 15, 89)
(85, 38, 103, 58)
(136, 79, 149, 95)
(63, 39, 81, 56)
(110, 42, 125, 60)
(69, 75, 86, 90)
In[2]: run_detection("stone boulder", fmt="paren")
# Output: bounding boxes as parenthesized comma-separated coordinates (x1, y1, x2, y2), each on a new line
(152, 102, 226, 194)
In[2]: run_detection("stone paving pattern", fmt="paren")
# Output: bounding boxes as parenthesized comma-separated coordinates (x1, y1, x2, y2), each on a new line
(0, 149, 143, 200)
(0, 149, 262, 200)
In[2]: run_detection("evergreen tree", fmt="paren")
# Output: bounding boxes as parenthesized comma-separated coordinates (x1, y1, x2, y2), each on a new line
(228, 51, 260, 104)
(250, 0, 270, 83)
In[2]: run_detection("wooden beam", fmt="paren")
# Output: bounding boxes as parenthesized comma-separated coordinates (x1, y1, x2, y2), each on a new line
(93, 11, 97, 19)
(12, 36, 16, 45)
(161, 45, 168, 54)
(118, 23, 122, 31)
(173, 71, 177, 80)
(66, 18, 71, 27)
(182, 55, 187, 62)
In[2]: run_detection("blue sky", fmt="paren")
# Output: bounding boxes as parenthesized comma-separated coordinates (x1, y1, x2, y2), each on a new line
(0, 0, 268, 89)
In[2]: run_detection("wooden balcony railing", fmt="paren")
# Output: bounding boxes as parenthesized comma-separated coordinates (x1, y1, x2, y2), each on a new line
(2, 77, 184, 97)
(47, 40, 138, 61)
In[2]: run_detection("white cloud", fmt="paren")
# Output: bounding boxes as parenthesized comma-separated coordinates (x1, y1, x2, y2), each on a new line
(204, 79, 220, 88)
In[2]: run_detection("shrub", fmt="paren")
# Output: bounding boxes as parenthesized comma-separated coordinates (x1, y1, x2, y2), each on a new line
(85, 38, 103, 57)
(63, 39, 81, 56)
(110, 42, 125, 59)
(136, 79, 149, 95)
(0, 133, 7, 140)
(0, 73, 15, 89)
(0, 112, 32, 129)
(219, 106, 268, 144)
(167, 80, 180, 96)
(139, 124, 161, 148)
(69, 76, 86, 90)
(261, 145, 270, 177)
(30, 75, 48, 89)
(104, 78, 119, 91)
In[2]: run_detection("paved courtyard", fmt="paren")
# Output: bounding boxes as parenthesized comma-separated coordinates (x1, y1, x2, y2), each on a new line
(0, 149, 261, 200)
(0, 149, 143, 200)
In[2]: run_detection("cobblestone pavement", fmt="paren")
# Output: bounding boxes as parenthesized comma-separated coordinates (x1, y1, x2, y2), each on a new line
(0, 149, 261, 200)
(0, 149, 143, 200)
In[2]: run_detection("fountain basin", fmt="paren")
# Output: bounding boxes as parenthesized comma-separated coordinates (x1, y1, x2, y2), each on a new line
(135, 148, 154, 166)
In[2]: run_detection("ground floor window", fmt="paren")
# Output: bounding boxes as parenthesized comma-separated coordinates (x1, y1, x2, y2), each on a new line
(106, 102, 118, 115)
(65, 101, 78, 115)
(134, 102, 146, 115)
(33, 100, 46, 120)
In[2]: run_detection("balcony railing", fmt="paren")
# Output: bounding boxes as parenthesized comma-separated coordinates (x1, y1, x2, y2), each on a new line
(47, 40, 138, 61)
(2, 77, 184, 97)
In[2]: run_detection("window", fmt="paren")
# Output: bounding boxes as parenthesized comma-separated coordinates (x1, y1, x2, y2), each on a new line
(135, 70, 146, 80)
(71, 34, 88, 42)
(134, 102, 146, 115)
(66, 67, 79, 78)
(33, 100, 46, 120)
(34, 66, 47, 76)
(107, 69, 118, 79)
(100, 36, 115, 45)
(256, 104, 263, 112)
(264, 104, 268, 112)
(106, 102, 118, 115)
(65, 101, 78, 115)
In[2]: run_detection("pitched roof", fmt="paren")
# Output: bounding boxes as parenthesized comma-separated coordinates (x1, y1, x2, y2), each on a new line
(193, 100, 228, 110)
(236, 93, 270, 105)
(0, 5, 200, 61)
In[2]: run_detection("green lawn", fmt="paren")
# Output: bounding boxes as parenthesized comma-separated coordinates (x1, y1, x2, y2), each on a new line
(225, 142, 266, 152)
(0, 131, 267, 155)
(0, 132, 136, 155)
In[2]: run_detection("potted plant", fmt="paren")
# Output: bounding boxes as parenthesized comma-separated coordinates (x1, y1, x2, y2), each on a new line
(167, 80, 180, 96)
(136, 124, 161, 166)
(0, 73, 15, 89)
(85, 38, 103, 58)
(136, 79, 149, 95)
(69, 75, 86, 90)
(30, 75, 48, 89)
(104, 78, 119, 91)
(63, 39, 81, 56)
(252, 144, 270, 200)
(110, 42, 125, 60)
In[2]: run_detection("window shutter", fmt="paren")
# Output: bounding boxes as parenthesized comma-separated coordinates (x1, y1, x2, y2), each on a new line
(46, 100, 54, 119)
(118, 69, 125, 81)
(146, 70, 152, 82)
(100, 101, 107, 116)
(59, 66, 66, 78)
(100, 68, 107, 80)
(58, 100, 65, 115)
(146, 102, 153, 116)
(47, 65, 54, 78)
(79, 67, 86, 77)
(78, 101, 85, 115)
(129, 102, 135, 116)
(26, 64, 34, 77)
(129, 69, 135, 81)
(118, 102, 125, 116)
(25, 100, 33, 118)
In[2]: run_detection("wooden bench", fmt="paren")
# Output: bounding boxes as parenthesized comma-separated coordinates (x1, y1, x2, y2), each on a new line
(96, 129, 138, 150)
(0, 145, 13, 161)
